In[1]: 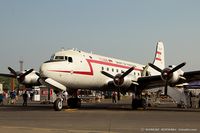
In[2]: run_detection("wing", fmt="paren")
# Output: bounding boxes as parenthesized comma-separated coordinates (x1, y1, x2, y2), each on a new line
(137, 75, 165, 89)
(137, 70, 200, 90)
(182, 70, 200, 82)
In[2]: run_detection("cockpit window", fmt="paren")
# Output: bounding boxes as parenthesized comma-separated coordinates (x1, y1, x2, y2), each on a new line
(55, 56, 64, 60)
(68, 57, 73, 63)
(50, 55, 73, 63)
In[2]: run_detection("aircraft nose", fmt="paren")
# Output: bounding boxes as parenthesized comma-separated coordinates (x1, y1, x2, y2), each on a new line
(39, 62, 49, 78)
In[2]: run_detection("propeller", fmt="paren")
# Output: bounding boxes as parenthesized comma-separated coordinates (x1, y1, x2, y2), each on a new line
(8, 67, 34, 83)
(148, 62, 186, 95)
(101, 67, 135, 100)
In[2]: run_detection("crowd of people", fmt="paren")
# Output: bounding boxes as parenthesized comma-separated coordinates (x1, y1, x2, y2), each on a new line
(0, 90, 34, 106)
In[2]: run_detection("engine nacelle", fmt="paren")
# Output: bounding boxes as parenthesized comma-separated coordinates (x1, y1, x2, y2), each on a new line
(22, 72, 40, 86)
(168, 71, 180, 83)
(112, 74, 132, 88)
(120, 78, 132, 88)
(163, 66, 184, 84)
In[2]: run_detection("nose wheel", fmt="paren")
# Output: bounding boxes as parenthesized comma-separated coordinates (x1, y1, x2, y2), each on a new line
(54, 98, 63, 111)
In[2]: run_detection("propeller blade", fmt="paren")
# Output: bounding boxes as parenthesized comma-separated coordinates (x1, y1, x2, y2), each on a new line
(35, 72, 41, 77)
(117, 89, 120, 101)
(148, 63, 162, 73)
(120, 67, 135, 79)
(8, 67, 17, 77)
(20, 69, 34, 78)
(101, 71, 115, 79)
(170, 62, 186, 73)
(164, 80, 168, 96)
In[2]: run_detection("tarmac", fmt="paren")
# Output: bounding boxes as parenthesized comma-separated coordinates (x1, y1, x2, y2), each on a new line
(0, 97, 200, 133)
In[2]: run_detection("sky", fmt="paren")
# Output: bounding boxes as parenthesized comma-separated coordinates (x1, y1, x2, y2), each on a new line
(0, 0, 200, 73)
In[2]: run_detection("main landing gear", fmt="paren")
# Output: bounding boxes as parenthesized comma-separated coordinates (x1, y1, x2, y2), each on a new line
(67, 98, 81, 108)
(131, 91, 147, 110)
(132, 97, 147, 110)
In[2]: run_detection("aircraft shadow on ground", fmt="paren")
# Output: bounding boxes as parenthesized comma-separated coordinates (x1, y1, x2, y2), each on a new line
(0, 103, 200, 112)
(78, 103, 200, 112)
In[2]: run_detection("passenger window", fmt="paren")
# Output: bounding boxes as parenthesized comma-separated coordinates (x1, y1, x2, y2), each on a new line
(107, 68, 109, 71)
(116, 69, 119, 73)
(68, 57, 73, 63)
(112, 68, 114, 72)
(65, 56, 68, 60)
(102, 67, 104, 71)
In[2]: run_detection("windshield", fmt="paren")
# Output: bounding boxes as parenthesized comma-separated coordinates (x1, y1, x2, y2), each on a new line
(50, 54, 55, 60)
(49, 54, 73, 63)
(55, 56, 64, 60)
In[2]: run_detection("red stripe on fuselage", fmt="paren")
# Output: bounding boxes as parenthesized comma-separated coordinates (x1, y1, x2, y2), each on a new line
(49, 59, 142, 76)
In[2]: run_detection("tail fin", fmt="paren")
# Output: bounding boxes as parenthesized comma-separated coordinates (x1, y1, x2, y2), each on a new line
(149, 41, 165, 75)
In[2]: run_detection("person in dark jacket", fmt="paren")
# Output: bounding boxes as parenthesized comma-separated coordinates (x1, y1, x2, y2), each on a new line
(22, 91, 28, 106)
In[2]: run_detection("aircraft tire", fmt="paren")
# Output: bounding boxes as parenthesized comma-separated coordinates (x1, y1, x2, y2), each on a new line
(132, 99, 147, 110)
(132, 99, 139, 110)
(54, 98, 63, 111)
(67, 98, 81, 108)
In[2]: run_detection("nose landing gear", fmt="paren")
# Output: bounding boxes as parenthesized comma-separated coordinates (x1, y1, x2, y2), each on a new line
(53, 89, 81, 111)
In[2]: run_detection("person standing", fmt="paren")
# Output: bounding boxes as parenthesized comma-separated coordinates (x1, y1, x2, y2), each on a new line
(112, 92, 117, 103)
(22, 91, 28, 106)
(0, 93, 3, 105)
(30, 92, 34, 101)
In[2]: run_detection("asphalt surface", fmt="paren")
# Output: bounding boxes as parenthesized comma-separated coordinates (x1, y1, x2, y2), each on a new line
(0, 98, 200, 133)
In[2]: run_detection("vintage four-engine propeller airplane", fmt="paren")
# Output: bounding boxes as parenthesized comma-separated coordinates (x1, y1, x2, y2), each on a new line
(2, 41, 200, 111)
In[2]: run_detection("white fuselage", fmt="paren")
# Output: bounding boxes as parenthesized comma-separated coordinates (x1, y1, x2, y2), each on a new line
(39, 49, 145, 90)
